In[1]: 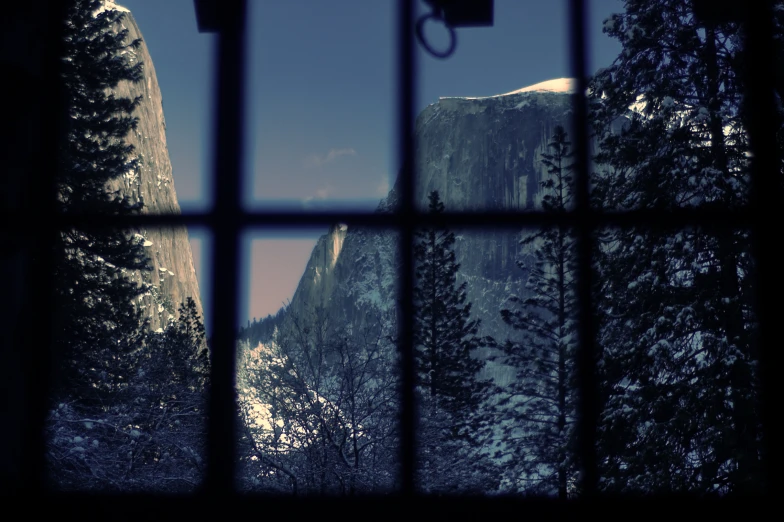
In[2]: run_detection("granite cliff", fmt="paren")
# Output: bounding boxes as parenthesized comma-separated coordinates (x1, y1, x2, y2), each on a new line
(105, 2, 204, 332)
(282, 79, 589, 383)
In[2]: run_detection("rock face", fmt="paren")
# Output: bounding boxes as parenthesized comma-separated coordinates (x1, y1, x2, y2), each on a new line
(283, 81, 589, 383)
(417, 90, 573, 211)
(105, 4, 204, 332)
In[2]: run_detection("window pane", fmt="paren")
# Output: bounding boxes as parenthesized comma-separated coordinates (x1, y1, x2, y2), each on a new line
(236, 227, 399, 494)
(415, 0, 580, 212)
(588, 1, 752, 210)
(244, 0, 396, 213)
(594, 226, 762, 494)
(47, 226, 210, 492)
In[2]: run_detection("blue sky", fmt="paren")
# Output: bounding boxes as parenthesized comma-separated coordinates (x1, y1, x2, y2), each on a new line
(120, 0, 623, 326)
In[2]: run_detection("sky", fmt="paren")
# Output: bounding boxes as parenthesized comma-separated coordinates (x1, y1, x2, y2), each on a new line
(119, 0, 623, 327)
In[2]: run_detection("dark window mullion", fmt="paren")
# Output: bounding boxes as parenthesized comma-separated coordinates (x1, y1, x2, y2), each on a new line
(28, 0, 70, 494)
(44, 207, 760, 231)
(396, 0, 417, 496)
(743, 1, 781, 493)
(206, 0, 247, 496)
(568, 0, 599, 496)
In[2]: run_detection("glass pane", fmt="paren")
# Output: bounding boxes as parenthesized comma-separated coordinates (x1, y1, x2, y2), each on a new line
(47, 225, 210, 492)
(594, 226, 762, 494)
(236, 227, 399, 494)
(588, 1, 751, 209)
(114, 0, 216, 214)
(415, 0, 576, 212)
(245, 0, 396, 212)
(45, 0, 211, 492)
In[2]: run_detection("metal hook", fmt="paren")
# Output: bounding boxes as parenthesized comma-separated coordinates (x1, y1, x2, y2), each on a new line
(415, 11, 457, 59)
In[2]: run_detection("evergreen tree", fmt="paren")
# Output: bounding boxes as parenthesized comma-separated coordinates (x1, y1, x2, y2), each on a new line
(53, 0, 149, 399)
(238, 307, 288, 347)
(588, 0, 768, 494)
(123, 298, 209, 490)
(142, 297, 210, 390)
(47, 299, 210, 492)
(497, 126, 578, 498)
(413, 191, 493, 492)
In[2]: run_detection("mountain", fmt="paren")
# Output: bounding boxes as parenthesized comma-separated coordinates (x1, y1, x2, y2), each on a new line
(105, 2, 204, 332)
(281, 79, 590, 383)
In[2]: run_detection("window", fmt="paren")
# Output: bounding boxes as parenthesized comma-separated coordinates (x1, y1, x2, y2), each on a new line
(7, 0, 778, 510)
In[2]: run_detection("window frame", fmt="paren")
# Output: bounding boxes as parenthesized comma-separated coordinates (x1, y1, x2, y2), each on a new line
(21, 0, 779, 505)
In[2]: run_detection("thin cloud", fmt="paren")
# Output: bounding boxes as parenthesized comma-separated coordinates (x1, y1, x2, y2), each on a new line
(302, 185, 333, 208)
(305, 148, 357, 168)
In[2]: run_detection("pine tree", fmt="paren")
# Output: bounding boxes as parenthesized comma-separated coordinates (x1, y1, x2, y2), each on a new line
(588, 0, 767, 494)
(414, 191, 488, 425)
(53, 0, 150, 399)
(47, 298, 210, 492)
(123, 298, 209, 491)
(413, 191, 493, 492)
(143, 297, 209, 390)
(497, 126, 578, 498)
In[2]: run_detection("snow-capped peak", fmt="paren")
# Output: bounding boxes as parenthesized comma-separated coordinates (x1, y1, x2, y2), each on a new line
(502, 78, 576, 96)
(94, 0, 130, 17)
(440, 78, 577, 101)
